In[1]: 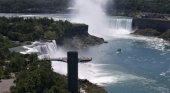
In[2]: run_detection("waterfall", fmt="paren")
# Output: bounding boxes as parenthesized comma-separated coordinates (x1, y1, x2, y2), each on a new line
(70, 0, 109, 38)
(109, 17, 132, 31)
(108, 17, 133, 35)
(33, 40, 65, 59)
(70, 0, 133, 39)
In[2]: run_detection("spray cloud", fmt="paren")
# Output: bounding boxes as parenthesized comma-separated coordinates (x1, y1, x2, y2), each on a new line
(71, 0, 109, 38)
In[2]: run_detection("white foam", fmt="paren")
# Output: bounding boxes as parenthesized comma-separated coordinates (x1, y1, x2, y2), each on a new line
(20, 46, 38, 54)
(52, 61, 147, 86)
(160, 67, 170, 78)
(107, 34, 170, 51)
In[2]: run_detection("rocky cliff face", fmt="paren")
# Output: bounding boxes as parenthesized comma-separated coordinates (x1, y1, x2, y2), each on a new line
(133, 28, 161, 36)
(132, 18, 170, 41)
(64, 24, 89, 37)
(133, 18, 170, 32)
(56, 24, 105, 49)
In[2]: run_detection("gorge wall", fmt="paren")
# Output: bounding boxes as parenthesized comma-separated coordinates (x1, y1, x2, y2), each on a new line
(56, 23, 104, 49)
(64, 24, 89, 37)
(132, 18, 170, 41)
(133, 18, 170, 32)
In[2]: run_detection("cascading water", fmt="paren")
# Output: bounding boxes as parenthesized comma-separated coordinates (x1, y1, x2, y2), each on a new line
(71, 0, 133, 39)
(34, 40, 59, 59)
(108, 17, 133, 35)
(109, 17, 132, 31)
(21, 40, 65, 59)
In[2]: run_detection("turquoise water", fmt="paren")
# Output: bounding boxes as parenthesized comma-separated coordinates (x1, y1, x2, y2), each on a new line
(80, 36, 170, 93)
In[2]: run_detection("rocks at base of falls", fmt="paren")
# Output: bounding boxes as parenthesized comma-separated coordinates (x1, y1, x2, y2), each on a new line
(133, 28, 161, 36)
(132, 28, 170, 42)
(159, 30, 170, 41)
(132, 18, 170, 41)
(56, 24, 105, 49)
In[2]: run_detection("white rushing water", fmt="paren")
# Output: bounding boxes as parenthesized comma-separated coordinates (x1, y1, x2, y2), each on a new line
(70, 0, 133, 39)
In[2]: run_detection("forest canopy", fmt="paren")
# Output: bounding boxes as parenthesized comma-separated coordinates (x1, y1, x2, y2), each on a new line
(0, 17, 73, 41)
(0, 0, 69, 13)
(0, 0, 170, 14)
(108, 0, 170, 14)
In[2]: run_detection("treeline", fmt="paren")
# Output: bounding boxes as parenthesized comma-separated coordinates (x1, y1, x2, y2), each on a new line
(0, 17, 73, 42)
(0, 0, 170, 14)
(0, 0, 69, 13)
(108, 0, 170, 15)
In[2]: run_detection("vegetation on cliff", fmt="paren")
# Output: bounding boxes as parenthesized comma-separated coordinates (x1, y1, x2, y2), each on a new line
(0, 17, 104, 49)
(0, 17, 72, 42)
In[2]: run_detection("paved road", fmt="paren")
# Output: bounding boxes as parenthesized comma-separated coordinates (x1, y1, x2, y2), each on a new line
(0, 79, 15, 93)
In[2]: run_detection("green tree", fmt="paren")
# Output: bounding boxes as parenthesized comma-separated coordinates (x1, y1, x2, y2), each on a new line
(44, 31, 57, 40)
(11, 61, 69, 93)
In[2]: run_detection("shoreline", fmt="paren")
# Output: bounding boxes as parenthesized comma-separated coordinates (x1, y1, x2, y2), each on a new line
(132, 29, 170, 42)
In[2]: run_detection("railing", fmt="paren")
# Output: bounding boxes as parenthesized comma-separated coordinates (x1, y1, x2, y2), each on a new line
(46, 57, 92, 63)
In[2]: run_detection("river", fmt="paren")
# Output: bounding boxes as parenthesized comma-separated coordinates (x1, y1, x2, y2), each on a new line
(3, 13, 170, 93)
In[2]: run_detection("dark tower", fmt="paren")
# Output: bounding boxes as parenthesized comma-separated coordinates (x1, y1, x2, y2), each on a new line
(67, 51, 78, 93)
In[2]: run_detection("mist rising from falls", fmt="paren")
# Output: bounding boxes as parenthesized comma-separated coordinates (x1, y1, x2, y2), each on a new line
(71, 0, 132, 39)
(31, 40, 116, 85)
(71, 0, 109, 38)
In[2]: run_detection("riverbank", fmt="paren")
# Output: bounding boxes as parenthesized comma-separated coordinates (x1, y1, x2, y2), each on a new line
(132, 18, 170, 42)
(80, 79, 107, 93)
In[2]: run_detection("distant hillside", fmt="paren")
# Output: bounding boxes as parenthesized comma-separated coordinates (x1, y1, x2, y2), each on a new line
(0, 0, 69, 13)
(0, 0, 170, 15)
(108, 0, 170, 15)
